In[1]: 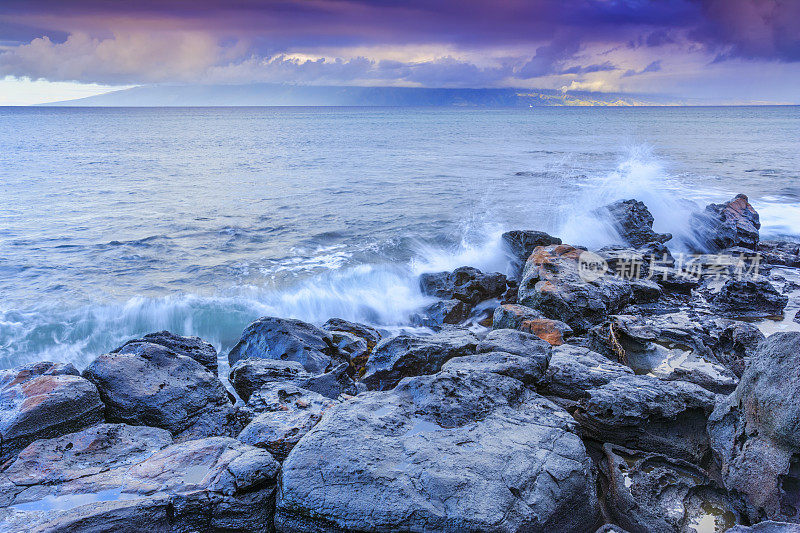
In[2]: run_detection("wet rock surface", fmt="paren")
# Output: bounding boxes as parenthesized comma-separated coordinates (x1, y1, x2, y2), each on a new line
(502, 229, 562, 280)
(228, 316, 339, 373)
(573, 374, 718, 463)
(113, 330, 219, 374)
(599, 199, 672, 247)
(692, 194, 761, 251)
(419, 266, 506, 305)
(361, 327, 478, 390)
(238, 383, 336, 461)
(710, 276, 788, 318)
(276, 370, 601, 532)
(0, 362, 104, 465)
(0, 425, 279, 532)
(84, 342, 237, 441)
(541, 344, 634, 402)
(518, 244, 633, 333)
(708, 332, 800, 524)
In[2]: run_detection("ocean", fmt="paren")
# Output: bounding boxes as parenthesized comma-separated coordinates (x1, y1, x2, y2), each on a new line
(1, 105, 799, 371)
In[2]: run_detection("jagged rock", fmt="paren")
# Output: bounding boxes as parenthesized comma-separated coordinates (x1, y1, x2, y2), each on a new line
(230, 358, 356, 401)
(230, 358, 311, 402)
(708, 332, 800, 524)
(574, 374, 718, 463)
(541, 345, 634, 402)
(710, 276, 788, 318)
(228, 316, 338, 373)
(0, 362, 104, 465)
(518, 316, 574, 345)
(518, 244, 633, 333)
(328, 329, 369, 366)
(276, 370, 601, 532)
(692, 194, 761, 251)
(361, 328, 478, 390)
(711, 321, 766, 377)
(419, 266, 506, 305)
(113, 330, 218, 374)
(0, 427, 280, 533)
(322, 318, 382, 349)
(502, 230, 562, 280)
(630, 279, 663, 303)
(598, 443, 743, 533)
(477, 328, 551, 359)
(598, 199, 672, 247)
(84, 342, 237, 441)
(238, 383, 336, 461)
(417, 298, 471, 326)
(442, 351, 546, 386)
(758, 240, 800, 267)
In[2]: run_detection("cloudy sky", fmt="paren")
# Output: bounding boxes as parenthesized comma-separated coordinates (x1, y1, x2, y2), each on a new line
(1, 0, 798, 104)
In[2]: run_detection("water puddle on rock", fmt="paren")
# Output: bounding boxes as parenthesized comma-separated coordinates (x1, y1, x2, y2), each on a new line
(405, 417, 447, 437)
(687, 501, 737, 532)
(754, 266, 800, 337)
(10, 488, 142, 512)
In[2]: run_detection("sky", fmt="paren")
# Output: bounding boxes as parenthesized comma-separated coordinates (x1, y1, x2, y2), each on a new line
(0, 0, 798, 105)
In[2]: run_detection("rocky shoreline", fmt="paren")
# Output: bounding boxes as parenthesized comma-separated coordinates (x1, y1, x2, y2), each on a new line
(2, 193, 800, 532)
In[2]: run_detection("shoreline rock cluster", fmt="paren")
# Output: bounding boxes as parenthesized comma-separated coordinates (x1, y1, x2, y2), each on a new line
(2, 193, 800, 532)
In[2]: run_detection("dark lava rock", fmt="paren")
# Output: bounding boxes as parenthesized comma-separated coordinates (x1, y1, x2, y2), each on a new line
(417, 298, 472, 326)
(228, 316, 338, 373)
(0, 425, 279, 533)
(230, 358, 356, 401)
(711, 276, 788, 318)
(238, 382, 336, 461)
(598, 443, 743, 533)
(322, 318, 382, 349)
(419, 266, 506, 305)
(758, 240, 800, 268)
(84, 342, 237, 441)
(573, 374, 718, 463)
(492, 303, 543, 329)
(708, 332, 800, 524)
(541, 345, 634, 402)
(442, 351, 546, 386)
(598, 199, 672, 247)
(361, 328, 478, 390)
(518, 244, 633, 333)
(692, 194, 761, 251)
(712, 320, 766, 377)
(113, 330, 218, 374)
(729, 523, 800, 532)
(230, 358, 311, 402)
(276, 370, 601, 532)
(0, 362, 104, 465)
(502, 229, 563, 280)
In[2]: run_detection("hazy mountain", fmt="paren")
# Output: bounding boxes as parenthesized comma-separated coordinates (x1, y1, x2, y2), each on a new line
(43, 84, 678, 107)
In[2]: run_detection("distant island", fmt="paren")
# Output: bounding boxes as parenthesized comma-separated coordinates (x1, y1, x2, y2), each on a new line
(42, 83, 680, 107)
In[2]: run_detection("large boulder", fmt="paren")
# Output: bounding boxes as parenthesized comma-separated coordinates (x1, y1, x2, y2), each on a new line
(361, 328, 478, 390)
(474, 328, 551, 383)
(113, 330, 218, 374)
(573, 374, 718, 463)
(0, 425, 279, 532)
(230, 358, 311, 402)
(419, 266, 506, 305)
(229, 358, 356, 401)
(518, 244, 633, 333)
(442, 351, 545, 386)
(276, 370, 601, 532)
(710, 321, 766, 377)
(83, 342, 237, 441)
(692, 194, 761, 251)
(710, 276, 788, 318)
(502, 230, 562, 280)
(322, 318, 382, 350)
(228, 316, 338, 373)
(541, 345, 634, 402)
(238, 382, 336, 461)
(598, 199, 672, 247)
(708, 332, 800, 523)
(0, 362, 104, 465)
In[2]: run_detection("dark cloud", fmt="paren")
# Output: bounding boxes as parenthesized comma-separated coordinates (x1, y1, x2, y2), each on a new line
(0, 0, 797, 87)
(622, 60, 661, 78)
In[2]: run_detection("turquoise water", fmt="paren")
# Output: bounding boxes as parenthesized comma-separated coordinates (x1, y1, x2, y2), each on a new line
(1, 106, 798, 368)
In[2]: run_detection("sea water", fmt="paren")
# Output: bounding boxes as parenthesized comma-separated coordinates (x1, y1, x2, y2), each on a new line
(1, 106, 798, 370)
